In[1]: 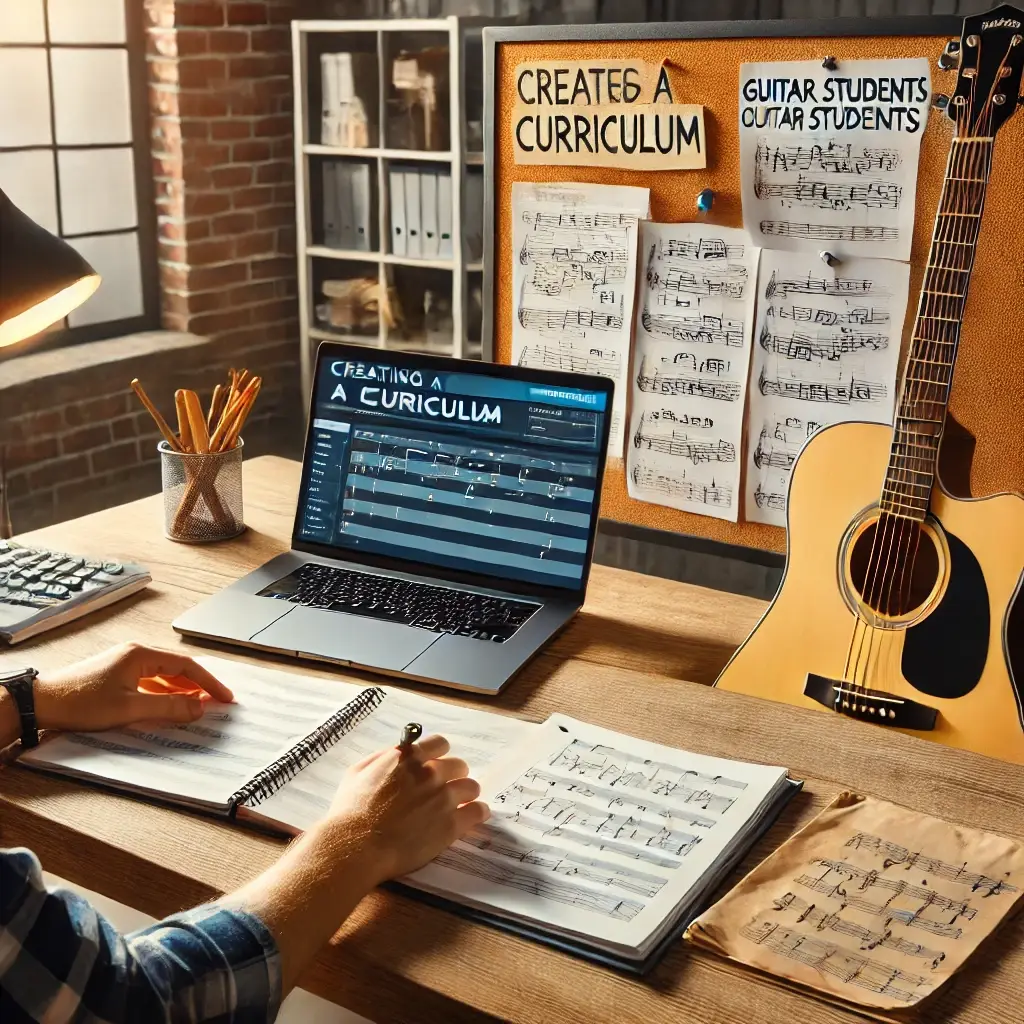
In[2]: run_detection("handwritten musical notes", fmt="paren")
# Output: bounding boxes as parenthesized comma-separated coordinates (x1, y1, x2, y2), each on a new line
(512, 182, 650, 455)
(407, 715, 791, 954)
(687, 793, 1024, 1012)
(738, 59, 931, 260)
(627, 223, 759, 521)
(745, 250, 907, 526)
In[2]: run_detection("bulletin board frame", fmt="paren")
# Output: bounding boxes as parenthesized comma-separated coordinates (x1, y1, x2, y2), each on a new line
(480, 15, 1024, 557)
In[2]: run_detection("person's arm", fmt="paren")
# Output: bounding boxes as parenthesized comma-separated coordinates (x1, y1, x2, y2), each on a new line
(220, 733, 487, 996)
(0, 643, 488, 1019)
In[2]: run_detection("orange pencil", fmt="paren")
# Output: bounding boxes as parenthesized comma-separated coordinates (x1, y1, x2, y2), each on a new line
(175, 390, 193, 452)
(132, 378, 182, 452)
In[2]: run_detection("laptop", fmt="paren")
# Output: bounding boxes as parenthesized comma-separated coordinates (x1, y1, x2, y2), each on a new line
(173, 342, 613, 694)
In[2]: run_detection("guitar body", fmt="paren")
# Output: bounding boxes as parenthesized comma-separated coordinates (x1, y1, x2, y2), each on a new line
(716, 421, 1024, 764)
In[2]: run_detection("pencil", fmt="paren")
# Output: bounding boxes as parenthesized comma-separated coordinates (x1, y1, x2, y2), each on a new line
(132, 379, 183, 453)
(183, 390, 210, 454)
(207, 384, 225, 433)
(175, 390, 193, 453)
(221, 377, 260, 451)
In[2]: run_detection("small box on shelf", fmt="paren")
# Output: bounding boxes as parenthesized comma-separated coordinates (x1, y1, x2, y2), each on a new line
(385, 32, 450, 152)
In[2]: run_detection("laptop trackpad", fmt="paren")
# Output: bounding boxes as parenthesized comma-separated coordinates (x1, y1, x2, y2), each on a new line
(251, 606, 435, 671)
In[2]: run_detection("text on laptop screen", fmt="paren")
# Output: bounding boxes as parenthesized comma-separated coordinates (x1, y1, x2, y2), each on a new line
(295, 356, 608, 589)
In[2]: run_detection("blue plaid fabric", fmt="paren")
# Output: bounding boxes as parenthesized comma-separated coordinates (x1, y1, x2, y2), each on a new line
(0, 848, 282, 1023)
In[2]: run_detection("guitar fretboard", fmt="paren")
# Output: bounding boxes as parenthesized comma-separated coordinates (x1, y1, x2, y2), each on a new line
(880, 137, 994, 520)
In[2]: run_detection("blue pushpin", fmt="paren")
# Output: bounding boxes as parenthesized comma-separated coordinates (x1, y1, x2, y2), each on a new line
(696, 188, 715, 213)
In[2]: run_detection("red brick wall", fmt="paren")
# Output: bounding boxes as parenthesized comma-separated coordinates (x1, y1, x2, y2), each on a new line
(2, 1, 312, 533)
(146, 0, 305, 419)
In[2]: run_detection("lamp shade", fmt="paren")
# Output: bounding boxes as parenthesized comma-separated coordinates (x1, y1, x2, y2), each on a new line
(0, 189, 100, 348)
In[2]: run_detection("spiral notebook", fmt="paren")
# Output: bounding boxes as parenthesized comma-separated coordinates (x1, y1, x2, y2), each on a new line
(21, 656, 799, 972)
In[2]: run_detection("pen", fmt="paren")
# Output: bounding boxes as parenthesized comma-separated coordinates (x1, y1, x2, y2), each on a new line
(398, 722, 422, 755)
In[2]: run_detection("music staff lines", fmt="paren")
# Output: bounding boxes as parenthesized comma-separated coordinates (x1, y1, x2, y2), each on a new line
(632, 461, 733, 508)
(633, 414, 736, 466)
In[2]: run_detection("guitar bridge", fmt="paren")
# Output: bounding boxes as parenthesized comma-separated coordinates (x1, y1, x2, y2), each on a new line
(804, 674, 938, 731)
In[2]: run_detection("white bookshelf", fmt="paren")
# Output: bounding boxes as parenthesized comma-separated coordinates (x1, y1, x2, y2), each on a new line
(292, 18, 488, 399)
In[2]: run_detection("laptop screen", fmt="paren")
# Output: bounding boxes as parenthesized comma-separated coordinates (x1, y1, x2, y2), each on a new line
(294, 348, 610, 591)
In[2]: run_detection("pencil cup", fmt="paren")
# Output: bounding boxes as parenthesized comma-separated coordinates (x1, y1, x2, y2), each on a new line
(160, 439, 245, 543)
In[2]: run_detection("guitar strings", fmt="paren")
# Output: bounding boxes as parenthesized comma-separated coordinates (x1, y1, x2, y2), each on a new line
(856, 100, 987, 697)
(843, 60, 999, 704)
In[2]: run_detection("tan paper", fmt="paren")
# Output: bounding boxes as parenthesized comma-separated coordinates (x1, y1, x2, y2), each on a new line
(685, 793, 1024, 1013)
(511, 60, 706, 169)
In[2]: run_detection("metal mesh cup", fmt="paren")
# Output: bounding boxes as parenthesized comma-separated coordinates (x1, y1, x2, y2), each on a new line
(160, 439, 245, 543)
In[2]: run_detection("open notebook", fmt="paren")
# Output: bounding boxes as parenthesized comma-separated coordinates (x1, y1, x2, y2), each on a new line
(21, 656, 799, 972)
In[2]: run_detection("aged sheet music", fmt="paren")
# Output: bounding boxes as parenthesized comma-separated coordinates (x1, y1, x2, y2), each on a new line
(627, 222, 759, 521)
(405, 714, 789, 954)
(744, 249, 909, 526)
(687, 792, 1024, 1013)
(511, 181, 650, 455)
(739, 59, 931, 261)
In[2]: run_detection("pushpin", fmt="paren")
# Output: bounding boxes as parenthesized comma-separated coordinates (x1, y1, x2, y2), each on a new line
(933, 94, 950, 111)
(822, 56, 838, 71)
(696, 188, 715, 213)
(819, 251, 839, 268)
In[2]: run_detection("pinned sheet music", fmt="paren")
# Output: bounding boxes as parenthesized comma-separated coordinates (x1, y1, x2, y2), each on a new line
(738, 59, 931, 261)
(744, 250, 908, 526)
(626, 223, 759, 521)
(511, 181, 650, 455)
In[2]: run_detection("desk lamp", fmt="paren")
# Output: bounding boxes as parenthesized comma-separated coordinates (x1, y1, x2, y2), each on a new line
(0, 188, 102, 537)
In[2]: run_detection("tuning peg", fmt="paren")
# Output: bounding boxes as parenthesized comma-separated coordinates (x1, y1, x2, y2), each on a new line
(938, 40, 961, 70)
(932, 94, 950, 111)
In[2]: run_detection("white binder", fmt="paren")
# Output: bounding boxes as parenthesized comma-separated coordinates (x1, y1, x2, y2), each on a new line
(322, 161, 342, 248)
(320, 53, 341, 146)
(403, 170, 422, 258)
(437, 171, 453, 258)
(421, 172, 439, 257)
(351, 162, 372, 252)
(389, 169, 407, 256)
(336, 162, 356, 249)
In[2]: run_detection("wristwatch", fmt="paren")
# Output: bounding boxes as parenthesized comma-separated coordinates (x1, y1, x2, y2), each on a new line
(0, 667, 39, 748)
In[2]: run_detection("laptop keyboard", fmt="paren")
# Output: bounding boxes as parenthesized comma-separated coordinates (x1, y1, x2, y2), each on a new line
(259, 563, 540, 643)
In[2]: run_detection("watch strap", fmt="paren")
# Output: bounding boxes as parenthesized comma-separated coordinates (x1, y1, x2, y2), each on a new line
(1, 668, 39, 749)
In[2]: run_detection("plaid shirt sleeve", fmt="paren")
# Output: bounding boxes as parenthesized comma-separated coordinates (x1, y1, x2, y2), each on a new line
(0, 848, 282, 1024)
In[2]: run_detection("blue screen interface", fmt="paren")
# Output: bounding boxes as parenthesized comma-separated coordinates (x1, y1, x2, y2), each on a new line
(295, 355, 608, 589)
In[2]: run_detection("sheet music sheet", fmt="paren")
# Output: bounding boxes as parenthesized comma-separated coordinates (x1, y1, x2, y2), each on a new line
(248, 687, 531, 834)
(745, 250, 909, 526)
(406, 715, 788, 952)
(20, 657, 362, 809)
(739, 59, 931, 261)
(511, 181, 651, 455)
(687, 793, 1024, 1012)
(626, 222, 759, 521)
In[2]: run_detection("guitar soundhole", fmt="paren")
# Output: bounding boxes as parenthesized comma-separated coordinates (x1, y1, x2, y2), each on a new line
(848, 514, 942, 618)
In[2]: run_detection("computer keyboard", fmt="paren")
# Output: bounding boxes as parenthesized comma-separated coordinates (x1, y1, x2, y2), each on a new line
(0, 540, 151, 644)
(259, 563, 539, 642)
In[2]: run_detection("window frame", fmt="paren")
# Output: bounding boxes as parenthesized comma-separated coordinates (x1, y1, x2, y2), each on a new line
(0, 0, 159, 360)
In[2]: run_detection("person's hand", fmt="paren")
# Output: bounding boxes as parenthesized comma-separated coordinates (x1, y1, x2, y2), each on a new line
(33, 643, 234, 733)
(327, 734, 489, 884)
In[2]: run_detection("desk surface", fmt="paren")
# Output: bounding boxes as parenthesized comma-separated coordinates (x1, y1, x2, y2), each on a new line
(1, 456, 1022, 1024)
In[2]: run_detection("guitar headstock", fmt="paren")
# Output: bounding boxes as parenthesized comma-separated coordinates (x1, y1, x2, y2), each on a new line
(948, 4, 1024, 136)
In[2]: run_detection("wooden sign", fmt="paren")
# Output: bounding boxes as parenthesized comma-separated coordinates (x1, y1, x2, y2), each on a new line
(512, 60, 706, 169)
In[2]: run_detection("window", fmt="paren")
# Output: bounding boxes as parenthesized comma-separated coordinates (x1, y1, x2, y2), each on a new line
(0, 0, 158, 355)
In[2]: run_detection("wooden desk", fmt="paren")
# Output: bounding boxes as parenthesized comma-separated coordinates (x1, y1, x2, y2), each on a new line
(1, 456, 1022, 1024)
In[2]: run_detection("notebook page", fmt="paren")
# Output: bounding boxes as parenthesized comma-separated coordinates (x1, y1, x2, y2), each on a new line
(249, 687, 531, 834)
(405, 715, 788, 954)
(21, 657, 365, 811)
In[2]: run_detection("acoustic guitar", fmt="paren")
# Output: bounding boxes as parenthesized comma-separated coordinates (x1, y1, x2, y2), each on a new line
(716, 8, 1024, 764)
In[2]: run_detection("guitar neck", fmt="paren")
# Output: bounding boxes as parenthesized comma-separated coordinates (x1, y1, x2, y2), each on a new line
(881, 136, 994, 520)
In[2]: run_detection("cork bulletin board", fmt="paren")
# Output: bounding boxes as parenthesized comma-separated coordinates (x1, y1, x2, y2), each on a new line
(482, 18, 1024, 554)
